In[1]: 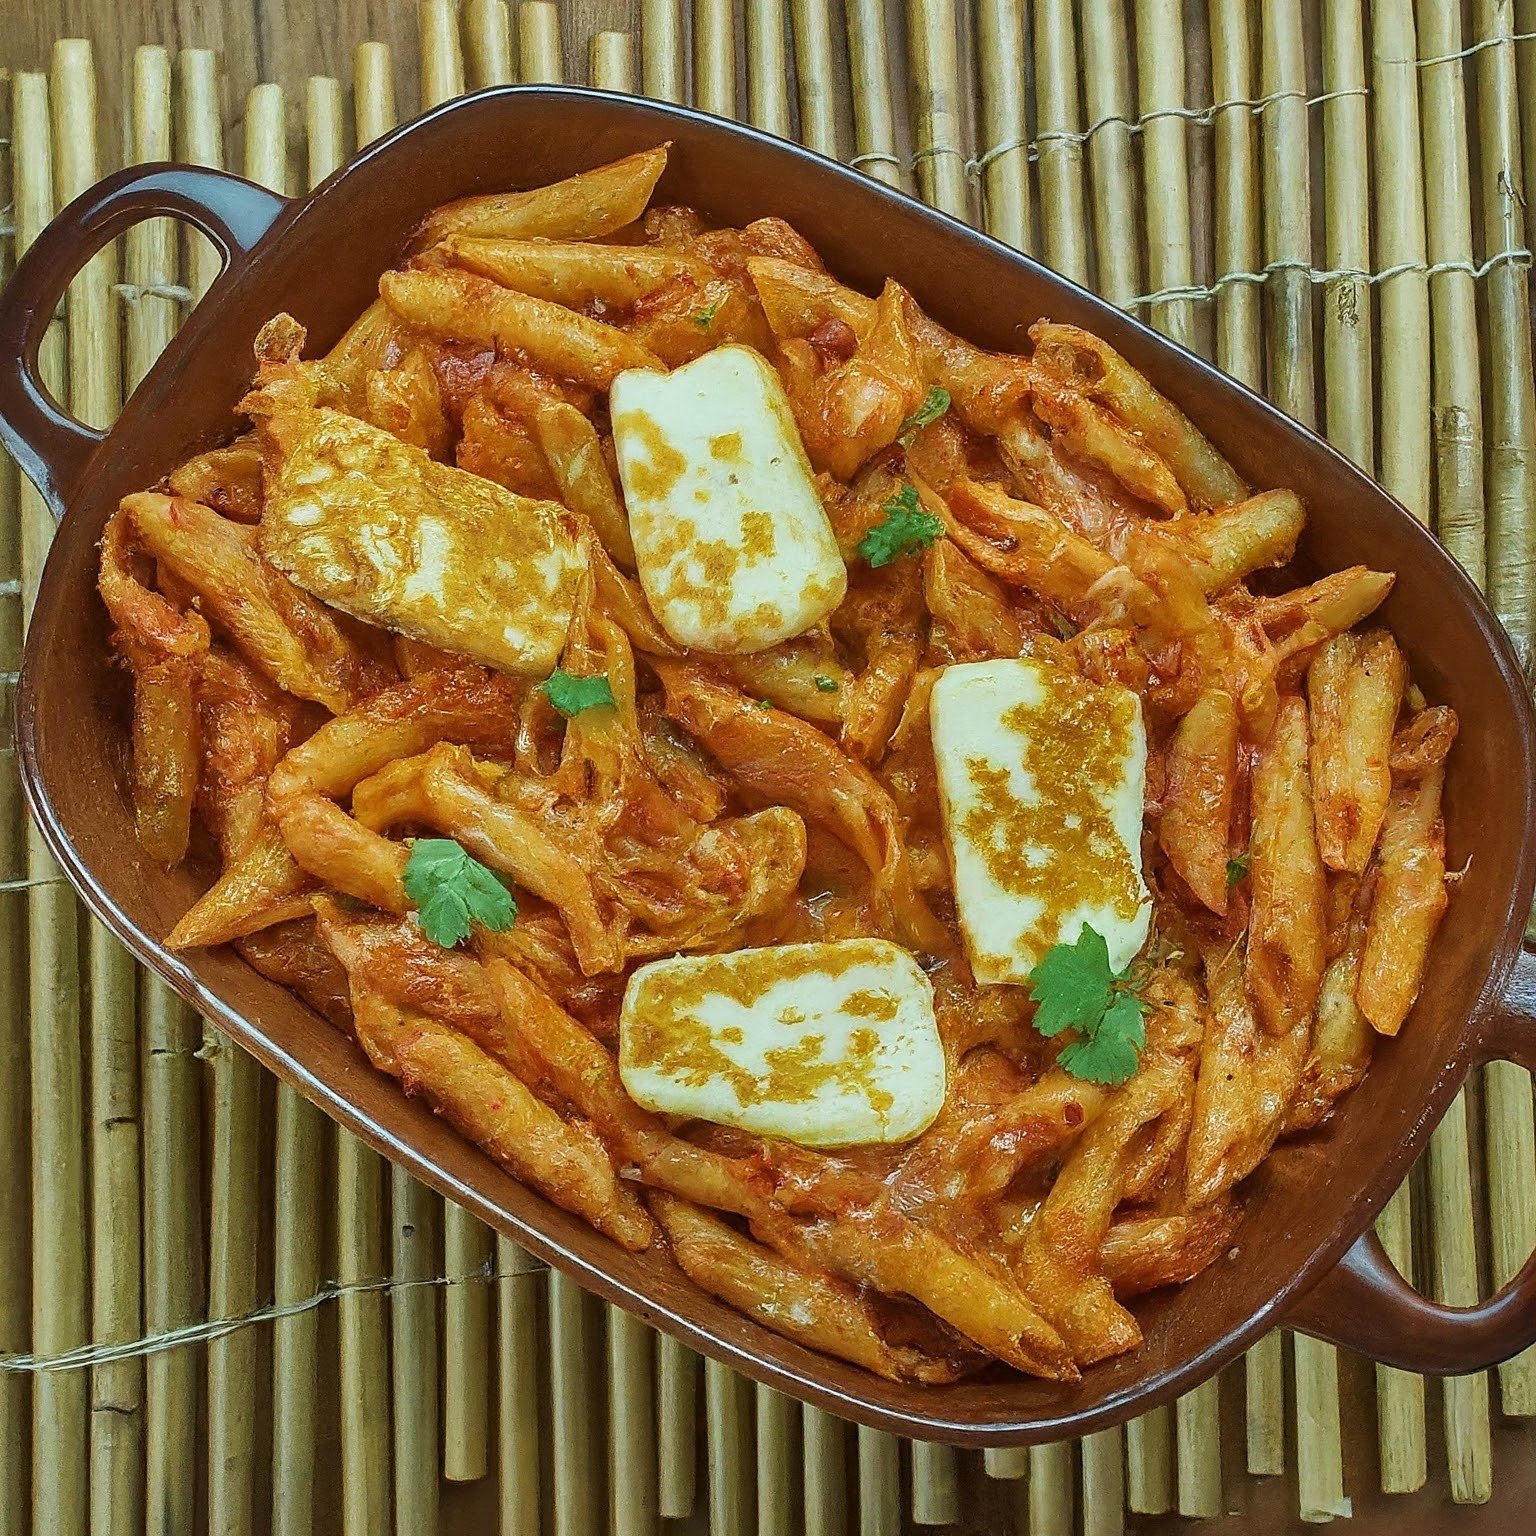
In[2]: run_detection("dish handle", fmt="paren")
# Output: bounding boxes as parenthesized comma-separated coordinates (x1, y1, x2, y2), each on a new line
(0, 163, 287, 519)
(1287, 944, 1536, 1373)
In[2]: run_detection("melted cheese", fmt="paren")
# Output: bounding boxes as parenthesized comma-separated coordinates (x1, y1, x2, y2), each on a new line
(930, 657, 1150, 983)
(609, 346, 846, 654)
(258, 406, 584, 674)
(618, 939, 944, 1146)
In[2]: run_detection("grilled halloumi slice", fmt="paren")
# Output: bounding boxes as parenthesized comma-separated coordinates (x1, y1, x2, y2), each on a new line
(609, 345, 847, 654)
(619, 939, 945, 1146)
(930, 657, 1150, 983)
(258, 407, 585, 675)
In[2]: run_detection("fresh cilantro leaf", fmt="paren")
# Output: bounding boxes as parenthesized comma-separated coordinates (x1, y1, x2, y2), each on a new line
(541, 668, 616, 718)
(1058, 993, 1146, 1086)
(814, 675, 840, 694)
(856, 484, 945, 568)
(693, 301, 720, 331)
(1028, 924, 1148, 1085)
(756, 698, 774, 710)
(897, 384, 952, 446)
(1029, 924, 1115, 1039)
(403, 838, 518, 948)
(1226, 852, 1251, 886)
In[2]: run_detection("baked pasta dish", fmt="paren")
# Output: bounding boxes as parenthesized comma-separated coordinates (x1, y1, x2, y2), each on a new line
(99, 147, 1457, 1383)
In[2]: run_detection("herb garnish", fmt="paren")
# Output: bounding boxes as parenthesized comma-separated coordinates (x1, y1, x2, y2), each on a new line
(897, 385, 952, 446)
(856, 483, 945, 568)
(1028, 925, 1148, 1086)
(1225, 852, 1251, 886)
(403, 838, 518, 949)
(693, 301, 720, 331)
(541, 669, 617, 718)
(813, 675, 840, 693)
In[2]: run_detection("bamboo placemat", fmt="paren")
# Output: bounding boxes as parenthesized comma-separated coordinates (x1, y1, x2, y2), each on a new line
(3, 2, 1536, 1532)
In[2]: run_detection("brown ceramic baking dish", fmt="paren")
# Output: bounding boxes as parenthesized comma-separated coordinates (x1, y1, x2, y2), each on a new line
(3, 87, 1536, 1446)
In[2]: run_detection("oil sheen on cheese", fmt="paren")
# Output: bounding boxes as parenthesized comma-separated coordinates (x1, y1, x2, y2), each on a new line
(618, 939, 945, 1147)
(930, 657, 1150, 983)
(609, 345, 847, 654)
(258, 406, 584, 674)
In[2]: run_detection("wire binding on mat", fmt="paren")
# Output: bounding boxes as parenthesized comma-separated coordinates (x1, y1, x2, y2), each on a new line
(114, 281, 194, 305)
(1416, 29, 1536, 68)
(0, 876, 68, 892)
(1124, 246, 1532, 310)
(0, 1263, 550, 1371)
(848, 149, 902, 171)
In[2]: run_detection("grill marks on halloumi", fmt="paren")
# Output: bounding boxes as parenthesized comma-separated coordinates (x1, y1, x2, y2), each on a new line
(610, 346, 847, 654)
(931, 657, 1151, 983)
(619, 939, 946, 1147)
(257, 407, 585, 676)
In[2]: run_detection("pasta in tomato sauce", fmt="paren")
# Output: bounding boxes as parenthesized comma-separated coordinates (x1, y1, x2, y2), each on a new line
(98, 146, 1455, 1382)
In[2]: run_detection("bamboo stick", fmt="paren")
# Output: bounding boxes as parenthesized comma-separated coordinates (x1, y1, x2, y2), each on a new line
(1207, 0, 1261, 387)
(802, 1406, 845, 1536)
(18, 58, 86, 1536)
(125, 47, 180, 393)
(1374, 1186, 1426, 1492)
(1520, 0, 1536, 219)
(905, 0, 968, 217)
(1484, 1062, 1536, 1414)
(974, 0, 1030, 252)
(694, 0, 736, 115)
(1427, 1098, 1492, 1503)
(1320, 0, 1373, 468)
(1133, 0, 1194, 345)
(747, 0, 792, 135)
(1371, 0, 1432, 523)
(465, 0, 515, 86)
(609, 1311, 658, 1536)
(1242, 1332, 1284, 1477)
(1125, 1405, 1172, 1515)
(1416, 0, 1485, 583)
(520, 2, 566, 84)
(51, 40, 143, 1536)
(0, 105, 24, 1536)
(205, 1030, 262, 1536)
(337, 1131, 393, 1532)
(443, 1200, 493, 1481)
(304, 74, 345, 186)
(1376, 0, 1488, 1502)
(550, 1268, 598, 1536)
(1079, 0, 1142, 305)
(1174, 1380, 1222, 1518)
(705, 1359, 753, 1534)
(1079, 1428, 1125, 1536)
(1031, 0, 1089, 285)
(909, 1440, 958, 1526)
(984, 1446, 1028, 1479)
(421, 0, 467, 106)
(355, 44, 399, 145)
(656, 1332, 699, 1521)
(590, 31, 635, 91)
(789, 0, 841, 157)
(1293, 1337, 1347, 1521)
(496, 1240, 540, 1536)
(13, 145, 80, 1536)
(1474, 0, 1536, 676)
(176, 51, 224, 300)
(856, 1427, 900, 1536)
(845, 0, 907, 189)
(1258, 0, 1314, 420)
(263, 87, 331, 1536)
(1029, 1439, 1074, 1535)
(394, 1168, 442, 1536)
(642, 0, 685, 103)
(756, 1384, 797, 1536)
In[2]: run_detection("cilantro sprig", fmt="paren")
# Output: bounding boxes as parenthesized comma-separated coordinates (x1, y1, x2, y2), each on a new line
(856, 483, 945, 568)
(897, 385, 951, 446)
(1225, 852, 1251, 886)
(1028, 925, 1148, 1086)
(403, 838, 518, 949)
(693, 300, 721, 331)
(813, 675, 840, 694)
(541, 668, 617, 718)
